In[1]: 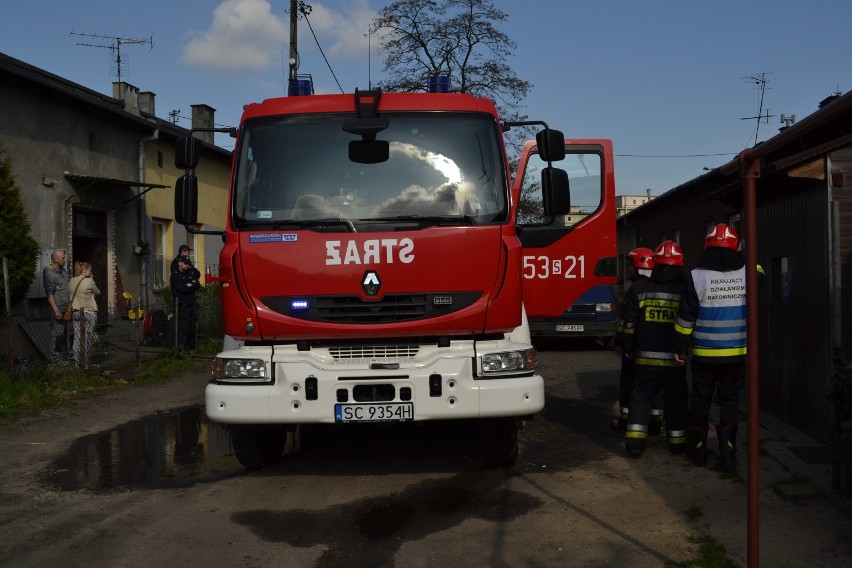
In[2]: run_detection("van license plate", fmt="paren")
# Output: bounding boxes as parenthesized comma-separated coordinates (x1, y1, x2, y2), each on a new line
(335, 402, 414, 423)
(555, 324, 584, 332)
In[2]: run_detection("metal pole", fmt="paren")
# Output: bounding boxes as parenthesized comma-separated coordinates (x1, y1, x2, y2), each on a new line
(739, 152, 761, 567)
(3, 258, 14, 379)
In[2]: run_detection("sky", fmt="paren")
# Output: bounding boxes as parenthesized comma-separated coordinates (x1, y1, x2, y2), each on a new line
(3, 0, 852, 196)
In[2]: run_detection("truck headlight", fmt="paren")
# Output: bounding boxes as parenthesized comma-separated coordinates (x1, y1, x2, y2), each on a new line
(480, 348, 538, 375)
(213, 358, 269, 382)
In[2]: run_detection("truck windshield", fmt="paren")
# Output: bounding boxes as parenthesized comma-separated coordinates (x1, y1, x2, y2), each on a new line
(233, 112, 508, 228)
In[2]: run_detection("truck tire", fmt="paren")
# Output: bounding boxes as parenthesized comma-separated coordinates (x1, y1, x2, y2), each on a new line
(230, 424, 287, 469)
(487, 417, 519, 467)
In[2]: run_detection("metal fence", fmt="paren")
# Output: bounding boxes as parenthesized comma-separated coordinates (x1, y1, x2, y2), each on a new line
(1, 284, 223, 376)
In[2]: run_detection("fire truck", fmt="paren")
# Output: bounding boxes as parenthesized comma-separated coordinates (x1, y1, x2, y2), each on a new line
(174, 85, 570, 469)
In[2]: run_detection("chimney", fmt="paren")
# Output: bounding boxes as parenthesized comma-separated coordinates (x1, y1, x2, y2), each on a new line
(139, 91, 156, 117)
(819, 93, 841, 109)
(191, 104, 216, 144)
(113, 82, 141, 117)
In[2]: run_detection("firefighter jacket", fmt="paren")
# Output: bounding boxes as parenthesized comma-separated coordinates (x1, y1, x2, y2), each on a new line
(673, 247, 746, 363)
(615, 273, 649, 349)
(622, 265, 685, 367)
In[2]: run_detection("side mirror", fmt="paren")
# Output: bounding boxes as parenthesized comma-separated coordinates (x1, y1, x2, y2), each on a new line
(175, 175, 199, 225)
(536, 129, 566, 162)
(541, 167, 570, 216)
(175, 137, 201, 170)
(594, 256, 618, 277)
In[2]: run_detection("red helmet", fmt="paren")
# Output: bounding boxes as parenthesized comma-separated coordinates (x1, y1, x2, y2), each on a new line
(704, 223, 739, 250)
(626, 247, 655, 269)
(654, 240, 684, 266)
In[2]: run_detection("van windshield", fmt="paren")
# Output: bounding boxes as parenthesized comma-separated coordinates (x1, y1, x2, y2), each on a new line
(233, 112, 508, 228)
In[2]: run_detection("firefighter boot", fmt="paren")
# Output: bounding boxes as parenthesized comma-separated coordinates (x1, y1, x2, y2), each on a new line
(684, 426, 708, 467)
(625, 424, 647, 458)
(610, 409, 628, 431)
(716, 425, 738, 471)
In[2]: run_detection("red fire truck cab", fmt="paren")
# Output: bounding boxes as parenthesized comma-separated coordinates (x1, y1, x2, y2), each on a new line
(175, 88, 570, 469)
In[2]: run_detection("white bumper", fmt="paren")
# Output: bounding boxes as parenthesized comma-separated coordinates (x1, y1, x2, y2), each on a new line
(205, 341, 544, 424)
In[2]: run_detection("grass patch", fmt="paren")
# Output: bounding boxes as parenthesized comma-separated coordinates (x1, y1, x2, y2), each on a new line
(684, 505, 704, 523)
(0, 349, 213, 423)
(665, 506, 738, 568)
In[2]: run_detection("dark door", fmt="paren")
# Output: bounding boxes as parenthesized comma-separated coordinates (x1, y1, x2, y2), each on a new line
(72, 208, 109, 324)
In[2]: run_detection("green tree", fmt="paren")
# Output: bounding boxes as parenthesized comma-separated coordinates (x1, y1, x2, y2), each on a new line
(0, 146, 40, 311)
(373, 0, 534, 156)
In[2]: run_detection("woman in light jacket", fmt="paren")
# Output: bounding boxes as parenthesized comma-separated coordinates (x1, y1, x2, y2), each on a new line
(69, 261, 100, 369)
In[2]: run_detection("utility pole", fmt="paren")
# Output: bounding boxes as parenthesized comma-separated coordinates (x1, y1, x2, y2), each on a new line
(289, 0, 299, 83)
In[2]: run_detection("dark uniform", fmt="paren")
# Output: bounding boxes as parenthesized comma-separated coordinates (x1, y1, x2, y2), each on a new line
(171, 259, 201, 351)
(622, 241, 688, 457)
(612, 247, 661, 431)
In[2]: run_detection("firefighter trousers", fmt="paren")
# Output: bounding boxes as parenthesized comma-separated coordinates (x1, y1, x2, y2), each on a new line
(687, 361, 745, 428)
(626, 365, 688, 453)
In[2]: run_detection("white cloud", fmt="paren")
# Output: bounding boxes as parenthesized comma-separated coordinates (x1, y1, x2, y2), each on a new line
(182, 0, 288, 71)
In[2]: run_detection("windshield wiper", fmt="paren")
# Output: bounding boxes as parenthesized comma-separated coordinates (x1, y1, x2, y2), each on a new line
(358, 214, 477, 226)
(249, 218, 357, 232)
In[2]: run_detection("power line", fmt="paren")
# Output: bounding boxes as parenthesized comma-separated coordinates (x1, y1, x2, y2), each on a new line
(297, 3, 344, 93)
(616, 152, 737, 158)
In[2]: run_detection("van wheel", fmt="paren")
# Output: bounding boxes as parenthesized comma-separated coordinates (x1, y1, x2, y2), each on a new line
(487, 417, 519, 467)
(230, 424, 287, 469)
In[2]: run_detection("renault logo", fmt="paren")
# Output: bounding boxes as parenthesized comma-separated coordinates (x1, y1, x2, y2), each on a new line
(362, 270, 381, 296)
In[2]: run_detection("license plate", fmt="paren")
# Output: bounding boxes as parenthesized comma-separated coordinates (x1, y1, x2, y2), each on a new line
(334, 402, 414, 423)
(555, 324, 584, 332)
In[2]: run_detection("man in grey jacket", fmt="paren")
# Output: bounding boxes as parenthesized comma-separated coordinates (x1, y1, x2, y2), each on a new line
(43, 249, 72, 365)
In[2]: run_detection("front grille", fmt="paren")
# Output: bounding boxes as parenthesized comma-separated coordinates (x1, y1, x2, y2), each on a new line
(329, 345, 420, 359)
(564, 304, 596, 315)
(263, 292, 481, 324)
(317, 294, 427, 323)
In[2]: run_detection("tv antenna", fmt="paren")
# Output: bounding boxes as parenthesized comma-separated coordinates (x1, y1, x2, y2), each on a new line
(740, 72, 774, 145)
(70, 31, 154, 84)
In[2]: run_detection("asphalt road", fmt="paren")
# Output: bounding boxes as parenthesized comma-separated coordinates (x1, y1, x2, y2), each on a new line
(0, 342, 850, 567)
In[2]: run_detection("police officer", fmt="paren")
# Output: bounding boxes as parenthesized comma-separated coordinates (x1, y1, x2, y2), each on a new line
(611, 247, 654, 430)
(623, 240, 688, 457)
(170, 257, 201, 351)
(171, 244, 200, 277)
(674, 223, 746, 470)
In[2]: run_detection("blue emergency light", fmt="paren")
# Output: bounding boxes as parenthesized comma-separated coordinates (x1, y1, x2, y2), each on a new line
(288, 74, 314, 96)
(290, 299, 310, 310)
(427, 74, 450, 93)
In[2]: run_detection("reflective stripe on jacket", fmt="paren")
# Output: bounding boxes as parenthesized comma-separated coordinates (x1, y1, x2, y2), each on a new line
(676, 266, 746, 361)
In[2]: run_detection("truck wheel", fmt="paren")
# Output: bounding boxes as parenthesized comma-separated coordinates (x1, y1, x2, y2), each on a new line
(487, 417, 519, 467)
(230, 424, 287, 469)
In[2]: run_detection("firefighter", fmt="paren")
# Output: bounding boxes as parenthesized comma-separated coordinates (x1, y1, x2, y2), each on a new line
(674, 223, 746, 470)
(611, 247, 655, 430)
(623, 240, 688, 457)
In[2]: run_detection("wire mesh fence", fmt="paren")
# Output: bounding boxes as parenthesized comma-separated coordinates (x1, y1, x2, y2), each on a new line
(1, 284, 223, 377)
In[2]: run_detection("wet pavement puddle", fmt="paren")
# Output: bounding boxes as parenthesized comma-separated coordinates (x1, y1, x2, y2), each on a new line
(46, 405, 251, 491)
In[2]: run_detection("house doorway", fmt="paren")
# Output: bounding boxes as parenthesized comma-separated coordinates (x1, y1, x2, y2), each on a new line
(72, 207, 109, 323)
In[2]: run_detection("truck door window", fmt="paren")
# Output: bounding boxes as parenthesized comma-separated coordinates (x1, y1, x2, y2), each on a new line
(518, 151, 603, 226)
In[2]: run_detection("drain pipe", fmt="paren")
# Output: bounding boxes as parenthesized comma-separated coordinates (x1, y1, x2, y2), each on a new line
(138, 129, 159, 309)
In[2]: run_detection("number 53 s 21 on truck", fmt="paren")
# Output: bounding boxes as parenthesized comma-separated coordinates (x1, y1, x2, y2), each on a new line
(174, 83, 576, 470)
